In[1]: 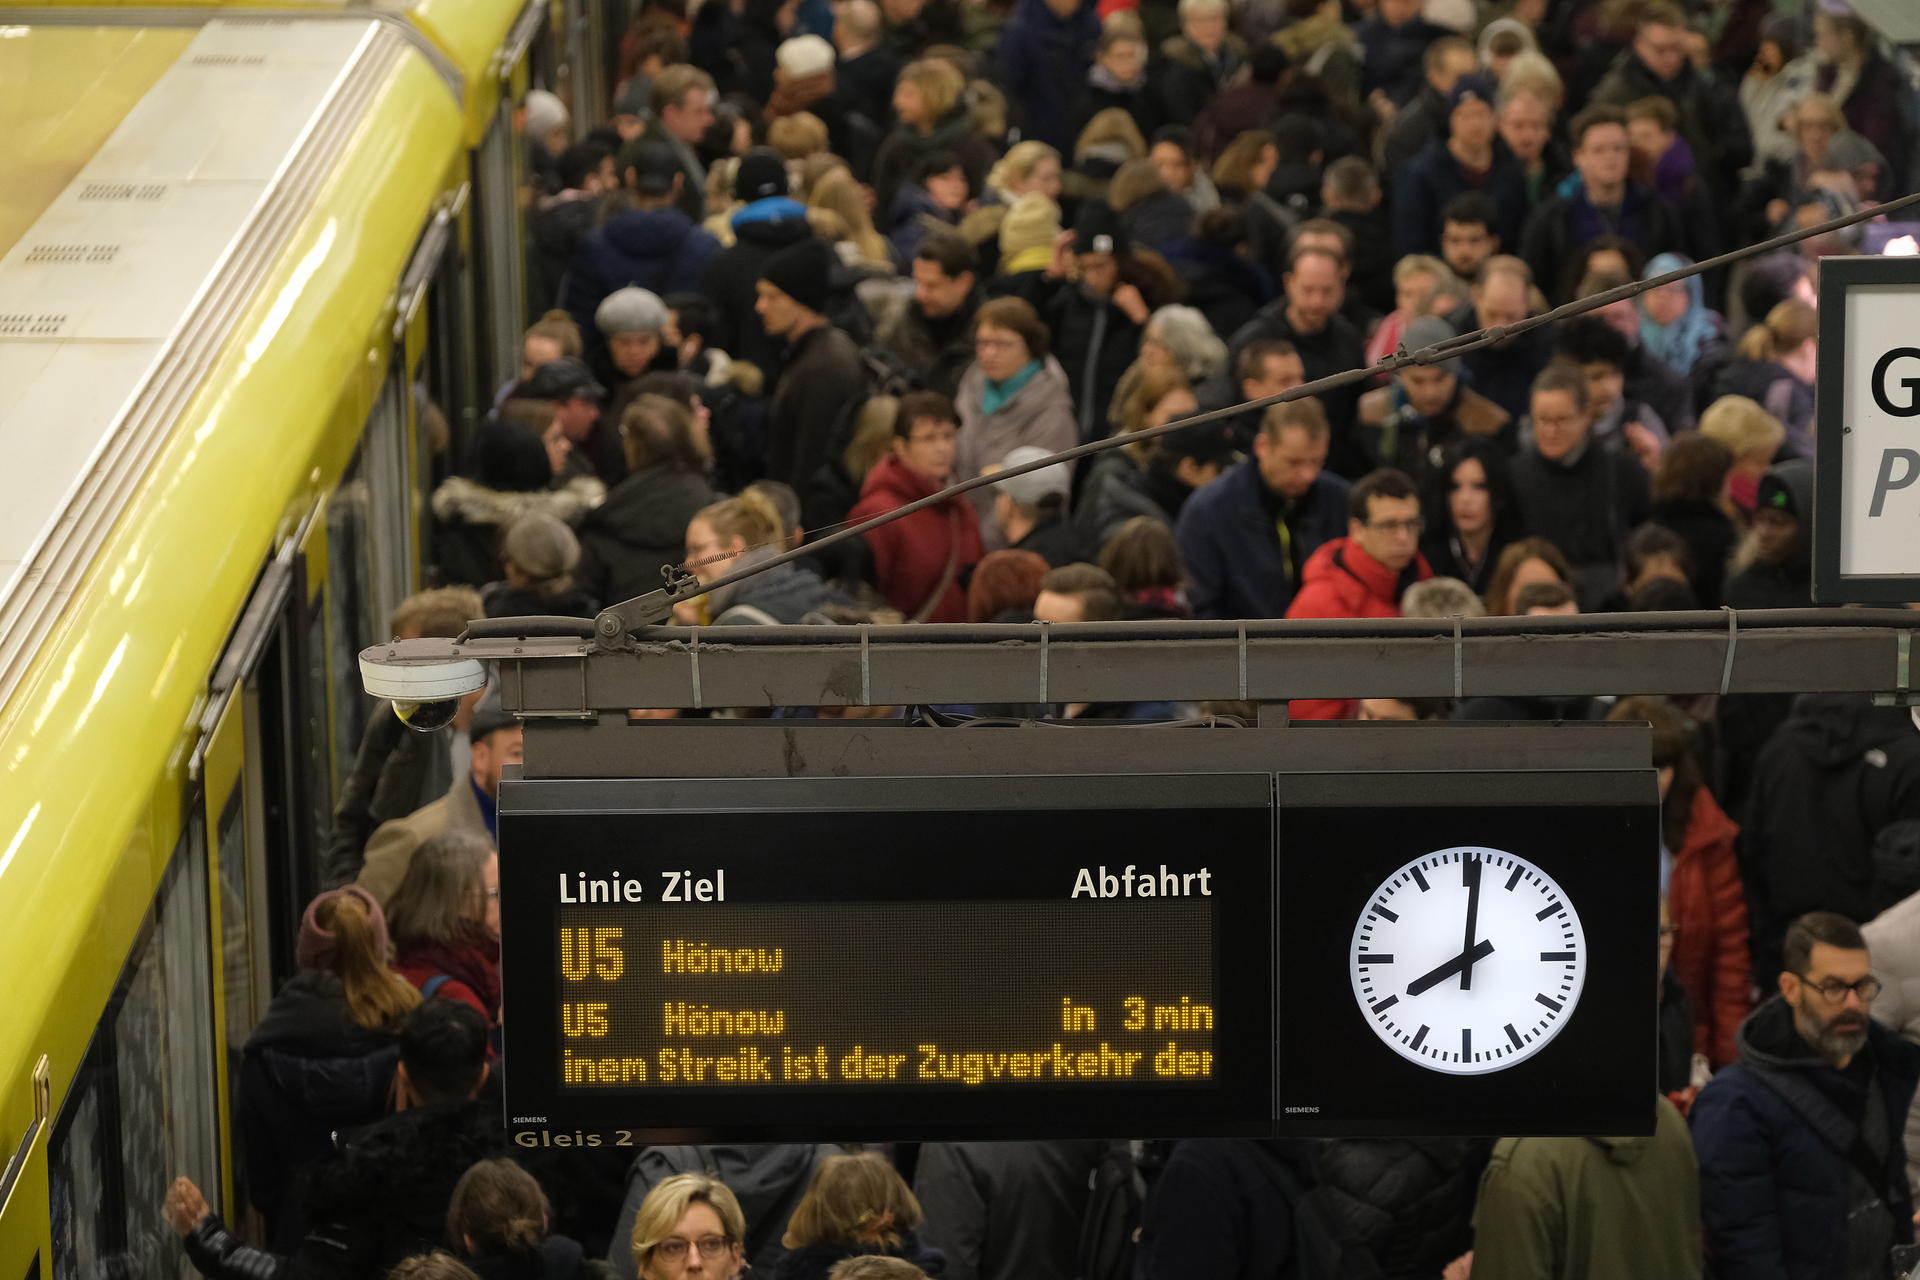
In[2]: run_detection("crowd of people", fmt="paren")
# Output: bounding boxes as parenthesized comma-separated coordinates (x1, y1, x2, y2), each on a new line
(159, 0, 1920, 1275)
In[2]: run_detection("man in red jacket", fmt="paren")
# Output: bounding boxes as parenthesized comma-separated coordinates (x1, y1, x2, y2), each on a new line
(1285, 467, 1433, 720)
(848, 390, 984, 622)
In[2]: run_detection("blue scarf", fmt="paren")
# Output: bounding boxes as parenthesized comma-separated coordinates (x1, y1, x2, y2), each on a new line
(1639, 252, 1717, 376)
(982, 360, 1043, 415)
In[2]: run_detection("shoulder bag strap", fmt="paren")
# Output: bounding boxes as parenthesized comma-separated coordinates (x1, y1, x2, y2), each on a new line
(909, 506, 965, 624)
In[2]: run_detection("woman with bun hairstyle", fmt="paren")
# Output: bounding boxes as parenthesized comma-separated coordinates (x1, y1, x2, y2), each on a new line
(773, 1153, 944, 1280)
(239, 885, 420, 1243)
(449, 1159, 614, 1280)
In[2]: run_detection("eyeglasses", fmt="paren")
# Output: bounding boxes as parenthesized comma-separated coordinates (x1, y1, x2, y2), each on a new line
(654, 1236, 733, 1261)
(1795, 974, 1881, 1003)
(974, 334, 1023, 351)
(1366, 517, 1425, 535)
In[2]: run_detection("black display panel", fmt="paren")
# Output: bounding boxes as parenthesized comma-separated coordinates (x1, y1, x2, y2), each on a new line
(1274, 792, 1657, 1137)
(498, 776, 1275, 1143)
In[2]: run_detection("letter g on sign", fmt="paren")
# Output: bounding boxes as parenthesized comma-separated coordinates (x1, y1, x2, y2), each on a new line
(1871, 348, 1920, 418)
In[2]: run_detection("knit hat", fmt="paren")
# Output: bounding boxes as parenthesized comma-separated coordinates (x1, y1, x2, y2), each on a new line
(522, 357, 607, 403)
(502, 511, 581, 584)
(776, 34, 836, 80)
(1161, 422, 1238, 469)
(475, 418, 553, 492)
(735, 146, 791, 201)
(759, 236, 835, 314)
(1757, 467, 1803, 518)
(296, 884, 389, 971)
(1446, 73, 1498, 117)
(612, 76, 652, 119)
(524, 89, 569, 140)
(1073, 200, 1130, 258)
(1402, 315, 1463, 375)
(989, 445, 1073, 509)
(595, 286, 669, 337)
(1000, 194, 1062, 260)
(1423, 0, 1476, 33)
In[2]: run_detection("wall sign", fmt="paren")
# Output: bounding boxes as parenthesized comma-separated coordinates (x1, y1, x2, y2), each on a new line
(498, 770, 1654, 1144)
(1816, 255, 1920, 603)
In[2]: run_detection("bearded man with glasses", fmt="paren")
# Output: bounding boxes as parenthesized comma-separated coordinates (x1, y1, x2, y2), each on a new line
(1693, 911, 1920, 1280)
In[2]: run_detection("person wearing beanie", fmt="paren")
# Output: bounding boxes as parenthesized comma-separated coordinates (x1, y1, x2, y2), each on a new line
(562, 135, 720, 349)
(1356, 313, 1514, 477)
(699, 145, 815, 384)
(522, 88, 571, 198)
(594, 286, 674, 428)
(1391, 74, 1529, 260)
(482, 511, 596, 620)
(1037, 200, 1170, 441)
(993, 192, 1062, 281)
(756, 236, 867, 490)
(769, 33, 837, 117)
(358, 686, 520, 904)
(236, 884, 420, 1241)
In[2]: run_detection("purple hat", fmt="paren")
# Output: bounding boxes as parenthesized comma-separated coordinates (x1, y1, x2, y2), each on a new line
(297, 884, 390, 970)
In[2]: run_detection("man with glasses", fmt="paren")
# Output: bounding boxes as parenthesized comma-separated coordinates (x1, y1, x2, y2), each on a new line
(1284, 467, 1433, 720)
(1693, 912, 1920, 1280)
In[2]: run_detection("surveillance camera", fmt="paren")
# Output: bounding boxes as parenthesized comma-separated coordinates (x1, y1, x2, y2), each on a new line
(359, 642, 488, 734)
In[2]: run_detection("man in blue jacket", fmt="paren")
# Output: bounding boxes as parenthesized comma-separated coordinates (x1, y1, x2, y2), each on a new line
(1692, 911, 1920, 1280)
(1175, 396, 1349, 619)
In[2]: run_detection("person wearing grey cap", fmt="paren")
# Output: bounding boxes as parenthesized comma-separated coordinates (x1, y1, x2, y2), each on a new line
(357, 688, 519, 905)
(986, 445, 1083, 568)
(481, 511, 595, 620)
(562, 135, 720, 344)
(594, 286, 673, 429)
(1356, 313, 1513, 479)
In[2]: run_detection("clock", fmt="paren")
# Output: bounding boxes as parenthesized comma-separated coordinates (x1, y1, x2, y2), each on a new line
(1349, 846, 1586, 1076)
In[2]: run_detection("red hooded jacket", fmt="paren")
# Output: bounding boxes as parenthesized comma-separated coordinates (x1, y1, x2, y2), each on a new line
(847, 455, 984, 623)
(1669, 784, 1751, 1066)
(1284, 536, 1432, 720)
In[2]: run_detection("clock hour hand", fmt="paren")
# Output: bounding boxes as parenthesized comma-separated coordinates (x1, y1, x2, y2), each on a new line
(1406, 939, 1495, 997)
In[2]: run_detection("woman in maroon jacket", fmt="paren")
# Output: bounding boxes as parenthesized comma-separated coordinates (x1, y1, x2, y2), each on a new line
(847, 391, 984, 623)
(1610, 696, 1752, 1068)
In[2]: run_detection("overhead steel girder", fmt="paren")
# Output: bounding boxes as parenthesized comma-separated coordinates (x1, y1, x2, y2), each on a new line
(399, 608, 1920, 716)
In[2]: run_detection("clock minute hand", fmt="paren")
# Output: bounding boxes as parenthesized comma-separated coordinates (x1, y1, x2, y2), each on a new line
(1460, 852, 1483, 991)
(1406, 939, 1496, 997)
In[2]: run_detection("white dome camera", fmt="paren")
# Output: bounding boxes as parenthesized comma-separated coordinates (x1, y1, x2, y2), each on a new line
(359, 641, 488, 733)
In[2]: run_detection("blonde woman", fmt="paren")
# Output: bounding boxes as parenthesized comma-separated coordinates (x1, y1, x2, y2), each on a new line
(674, 489, 838, 625)
(871, 59, 995, 219)
(629, 1174, 749, 1280)
(962, 140, 1063, 247)
(1714, 300, 1816, 457)
(810, 166, 895, 271)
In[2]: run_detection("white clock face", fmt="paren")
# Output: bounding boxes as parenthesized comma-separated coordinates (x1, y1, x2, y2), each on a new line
(1349, 846, 1585, 1076)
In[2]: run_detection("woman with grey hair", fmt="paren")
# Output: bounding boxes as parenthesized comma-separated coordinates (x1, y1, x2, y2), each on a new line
(1107, 304, 1227, 431)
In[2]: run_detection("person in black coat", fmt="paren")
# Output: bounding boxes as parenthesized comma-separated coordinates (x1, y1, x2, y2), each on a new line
(528, 142, 615, 316)
(770, 1152, 947, 1280)
(758, 238, 870, 492)
(1135, 1139, 1327, 1280)
(1519, 105, 1686, 306)
(449, 1159, 615, 1280)
(1040, 203, 1162, 442)
(1420, 437, 1521, 597)
(172, 1001, 507, 1280)
(1067, 25, 1165, 144)
(1507, 362, 1650, 611)
(914, 1141, 1106, 1280)
(1647, 432, 1737, 606)
(699, 150, 816, 384)
(574, 396, 717, 607)
(1693, 914, 1920, 1275)
(1160, 206, 1274, 342)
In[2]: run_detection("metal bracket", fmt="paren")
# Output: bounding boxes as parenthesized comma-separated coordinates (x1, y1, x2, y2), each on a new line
(1237, 621, 1248, 701)
(1038, 623, 1051, 705)
(1452, 616, 1464, 699)
(688, 634, 703, 710)
(1873, 631, 1917, 706)
(1718, 606, 1740, 696)
(593, 565, 701, 651)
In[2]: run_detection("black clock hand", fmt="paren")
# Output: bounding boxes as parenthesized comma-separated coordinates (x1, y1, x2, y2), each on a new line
(1460, 852, 1483, 991)
(1406, 939, 1495, 996)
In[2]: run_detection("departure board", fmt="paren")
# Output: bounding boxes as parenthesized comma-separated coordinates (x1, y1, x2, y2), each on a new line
(498, 774, 1275, 1143)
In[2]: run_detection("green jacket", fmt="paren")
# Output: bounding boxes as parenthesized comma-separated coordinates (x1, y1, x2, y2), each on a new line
(1470, 1095, 1702, 1280)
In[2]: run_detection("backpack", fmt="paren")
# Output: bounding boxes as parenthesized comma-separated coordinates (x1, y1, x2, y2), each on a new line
(1074, 1141, 1144, 1280)
(1243, 1143, 1386, 1280)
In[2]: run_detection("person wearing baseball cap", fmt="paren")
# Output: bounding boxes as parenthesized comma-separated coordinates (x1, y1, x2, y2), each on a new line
(1390, 70, 1528, 261)
(755, 236, 866, 491)
(984, 445, 1083, 567)
(1048, 200, 1159, 440)
(561, 135, 720, 354)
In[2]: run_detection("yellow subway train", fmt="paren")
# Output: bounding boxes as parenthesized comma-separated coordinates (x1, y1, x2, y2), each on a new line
(0, 3, 577, 1273)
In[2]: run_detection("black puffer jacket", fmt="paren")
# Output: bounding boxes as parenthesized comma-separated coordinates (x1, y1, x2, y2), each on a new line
(699, 207, 816, 383)
(467, 1238, 616, 1280)
(771, 1235, 946, 1280)
(1312, 1138, 1489, 1278)
(573, 464, 715, 608)
(239, 972, 400, 1241)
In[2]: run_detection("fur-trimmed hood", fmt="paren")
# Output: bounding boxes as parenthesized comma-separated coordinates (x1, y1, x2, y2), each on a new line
(430, 474, 604, 527)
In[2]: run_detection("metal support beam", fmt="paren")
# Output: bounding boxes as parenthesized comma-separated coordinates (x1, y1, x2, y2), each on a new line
(443, 610, 1920, 715)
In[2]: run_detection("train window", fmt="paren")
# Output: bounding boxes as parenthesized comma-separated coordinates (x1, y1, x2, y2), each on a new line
(364, 368, 417, 632)
(473, 110, 528, 391)
(50, 826, 220, 1280)
(302, 590, 334, 847)
(215, 782, 268, 1221)
(326, 451, 375, 787)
